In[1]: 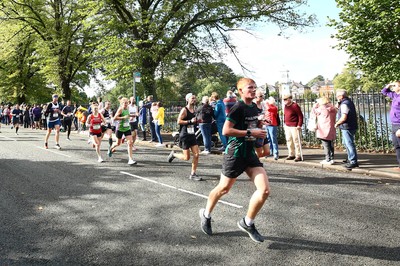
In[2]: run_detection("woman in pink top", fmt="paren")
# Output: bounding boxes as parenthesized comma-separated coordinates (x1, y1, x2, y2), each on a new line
(312, 97, 337, 164)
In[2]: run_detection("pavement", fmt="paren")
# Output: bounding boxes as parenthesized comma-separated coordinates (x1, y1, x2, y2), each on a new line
(136, 132, 400, 180)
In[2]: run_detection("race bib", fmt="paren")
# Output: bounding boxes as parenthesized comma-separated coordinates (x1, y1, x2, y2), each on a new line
(53, 113, 58, 118)
(105, 117, 111, 124)
(93, 124, 101, 130)
(187, 125, 195, 134)
(123, 121, 130, 128)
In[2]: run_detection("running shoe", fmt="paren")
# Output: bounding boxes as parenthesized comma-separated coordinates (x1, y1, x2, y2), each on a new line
(199, 208, 212, 235)
(237, 218, 264, 243)
(167, 151, 175, 163)
(155, 143, 164, 147)
(67, 138, 72, 141)
(320, 160, 334, 165)
(128, 159, 137, 165)
(55, 144, 61, 150)
(200, 150, 210, 155)
(98, 157, 104, 163)
(44, 142, 48, 149)
(189, 173, 202, 181)
(107, 147, 112, 157)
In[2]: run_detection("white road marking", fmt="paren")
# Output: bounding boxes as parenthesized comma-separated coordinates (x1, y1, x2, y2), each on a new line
(36, 146, 72, 158)
(120, 171, 243, 209)
(0, 135, 17, 141)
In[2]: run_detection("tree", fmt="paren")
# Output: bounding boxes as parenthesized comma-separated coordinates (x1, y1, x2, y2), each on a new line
(0, 21, 49, 104)
(94, 0, 317, 98)
(306, 75, 324, 87)
(0, 0, 99, 100)
(329, 0, 400, 83)
(332, 67, 361, 94)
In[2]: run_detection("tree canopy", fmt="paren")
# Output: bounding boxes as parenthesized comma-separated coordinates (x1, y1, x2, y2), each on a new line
(329, 0, 400, 84)
(93, 0, 316, 98)
(1, 0, 317, 102)
(0, 0, 99, 101)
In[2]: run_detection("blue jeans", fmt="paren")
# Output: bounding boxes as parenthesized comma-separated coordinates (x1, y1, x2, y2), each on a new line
(217, 121, 227, 148)
(267, 125, 279, 157)
(341, 129, 358, 164)
(155, 123, 163, 144)
(199, 123, 212, 151)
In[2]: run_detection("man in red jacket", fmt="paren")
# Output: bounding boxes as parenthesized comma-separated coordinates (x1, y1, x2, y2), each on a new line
(283, 94, 303, 161)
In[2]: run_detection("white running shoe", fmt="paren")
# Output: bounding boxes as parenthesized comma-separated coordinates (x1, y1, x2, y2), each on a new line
(200, 150, 210, 155)
(128, 159, 137, 165)
(98, 157, 104, 163)
(320, 160, 334, 165)
(155, 143, 164, 147)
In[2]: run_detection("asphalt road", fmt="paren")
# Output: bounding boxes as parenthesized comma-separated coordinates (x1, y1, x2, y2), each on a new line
(0, 128, 399, 265)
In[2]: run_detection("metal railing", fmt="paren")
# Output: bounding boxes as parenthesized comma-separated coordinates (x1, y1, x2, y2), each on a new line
(161, 93, 394, 153)
(288, 92, 393, 153)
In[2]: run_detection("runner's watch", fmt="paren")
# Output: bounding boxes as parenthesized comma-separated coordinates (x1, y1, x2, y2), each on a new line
(246, 129, 251, 137)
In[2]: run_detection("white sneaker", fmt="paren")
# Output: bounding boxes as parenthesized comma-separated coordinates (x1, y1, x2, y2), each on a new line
(200, 150, 210, 155)
(320, 160, 333, 165)
(98, 157, 104, 163)
(155, 143, 164, 147)
(128, 159, 137, 165)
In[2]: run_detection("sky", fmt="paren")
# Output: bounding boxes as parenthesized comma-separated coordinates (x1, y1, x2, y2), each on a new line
(224, 0, 348, 86)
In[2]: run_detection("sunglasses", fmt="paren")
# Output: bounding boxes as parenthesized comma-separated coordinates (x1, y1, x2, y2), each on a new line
(283, 98, 290, 101)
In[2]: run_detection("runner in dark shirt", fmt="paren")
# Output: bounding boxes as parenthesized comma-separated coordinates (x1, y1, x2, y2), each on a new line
(199, 78, 270, 243)
(12, 104, 23, 135)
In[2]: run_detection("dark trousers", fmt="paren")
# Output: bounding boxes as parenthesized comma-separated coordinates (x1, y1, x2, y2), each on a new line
(64, 119, 72, 138)
(149, 121, 157, 141)
(320, 139, 334, 162)
(392, 124, 400, 166)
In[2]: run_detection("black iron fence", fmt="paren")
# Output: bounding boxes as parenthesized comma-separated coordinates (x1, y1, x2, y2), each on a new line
(281, 92, 393, 153)
(161, 92, 394, 153)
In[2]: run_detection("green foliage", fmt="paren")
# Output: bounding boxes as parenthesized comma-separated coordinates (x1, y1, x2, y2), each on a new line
(0, 0, 100, 100)
(0, 21, 49, 104)
(92, 0, 316, 98)
(306, 75, 325, 87)
(332, 67, 361, 94)
(329, 0, 400, 83)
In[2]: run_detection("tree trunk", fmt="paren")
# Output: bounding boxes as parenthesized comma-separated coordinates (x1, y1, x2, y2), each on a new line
(141, 58, 158, 99)
(61, 78, 71, 100)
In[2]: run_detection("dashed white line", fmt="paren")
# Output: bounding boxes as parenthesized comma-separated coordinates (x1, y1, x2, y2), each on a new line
(0, 135, 17, 141)
(36, 146, 72, 158)
(120, 171, 243, 209)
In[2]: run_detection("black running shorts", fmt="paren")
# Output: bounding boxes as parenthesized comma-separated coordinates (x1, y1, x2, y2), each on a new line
(222, 154, 263, 178)
(116, 129, 132, 139)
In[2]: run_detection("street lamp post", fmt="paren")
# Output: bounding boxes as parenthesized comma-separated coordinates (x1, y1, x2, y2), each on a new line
(133, 71, 141, 101)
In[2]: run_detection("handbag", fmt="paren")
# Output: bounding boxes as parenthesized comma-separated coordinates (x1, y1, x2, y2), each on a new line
(307, 115, 317, 132)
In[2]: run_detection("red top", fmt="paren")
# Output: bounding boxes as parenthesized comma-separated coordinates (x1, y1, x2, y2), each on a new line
(284, 102, 303, 127)
(89, 113, 102, 134)
(264, 103, 279, 126)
